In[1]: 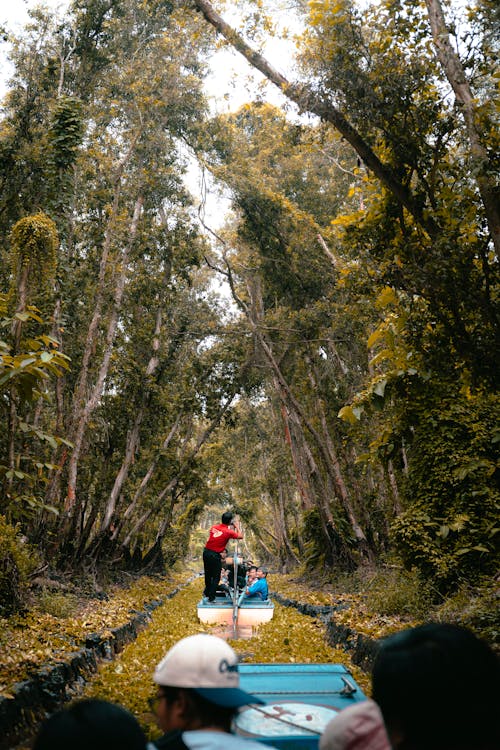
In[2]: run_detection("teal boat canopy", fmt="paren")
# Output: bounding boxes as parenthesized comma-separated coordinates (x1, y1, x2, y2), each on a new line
(235, 663, 367, 750)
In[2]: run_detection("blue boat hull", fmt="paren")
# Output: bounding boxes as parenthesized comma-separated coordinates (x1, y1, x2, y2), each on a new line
(234, 663, 367, 749)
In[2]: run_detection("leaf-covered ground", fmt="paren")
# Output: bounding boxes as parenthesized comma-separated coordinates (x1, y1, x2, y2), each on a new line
(0, 573, 187, 698)
(83, 577, 370, 739)
(270, 574, 417, 640)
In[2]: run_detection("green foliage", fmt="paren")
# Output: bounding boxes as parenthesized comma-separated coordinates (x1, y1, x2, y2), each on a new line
(0, 515, 37, 616)
(35, 590, 79, 618)
(433, 577, 500, 648)
(301, 507, 355, 572)
(365, 567, 434, 620)
(392, 390, 500, 591)
(0, 324, 70, 404)
(0, 295, 71, 516)
(48, 96, 84, 171)
(9, 213, 58, 284)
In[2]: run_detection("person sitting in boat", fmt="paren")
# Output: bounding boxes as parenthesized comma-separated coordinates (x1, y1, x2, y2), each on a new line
(203, 511, 243, 603)
(246, 565, 258, 586)
(225, 553, 247, 591)
(215, 550, 230, 595)
(150, 633, 267, 750)
(243, 567, 269, 600)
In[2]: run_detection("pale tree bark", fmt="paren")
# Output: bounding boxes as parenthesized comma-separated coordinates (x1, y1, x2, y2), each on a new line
(46, 169, 123, 509)
(276, 482, 301, 567)
(387, 460, 402, 516)
(99, 267, 171, 534)
(424, 0, 500, 256)
(278, 398, 314, 510)
(192, 0, 438, 240)
(64, 194, 144, 514)
(151, 396, 236, 545)
(117, 413, 183, 539)
(306, 363, 369, 548)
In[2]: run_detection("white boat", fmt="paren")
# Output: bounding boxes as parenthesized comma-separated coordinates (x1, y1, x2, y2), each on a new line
(197, 589, 274, 627)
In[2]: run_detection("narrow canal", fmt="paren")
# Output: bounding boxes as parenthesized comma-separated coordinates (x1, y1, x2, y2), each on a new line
(81, 578, 369, 740)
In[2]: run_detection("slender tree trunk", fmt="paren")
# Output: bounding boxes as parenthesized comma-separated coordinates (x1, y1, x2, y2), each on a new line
(306, 361, 369, 546)
(64, 195, 143, 514)
(120, 397, 235, 548)
(277, 482, 301, 566)
(387, 460, 402, 516)
(424, 0, 500, 255)
(152, 398, 235, 543)
(279, 400, 314, 509)
(116, 413, 183, 537)
(100, 301, 164, 532)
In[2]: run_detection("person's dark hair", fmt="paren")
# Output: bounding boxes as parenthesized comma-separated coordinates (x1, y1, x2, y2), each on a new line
(221, 511, 234, 525)
(372, 623, 500, 750)
(258, 567, 268, 576)
(32, 699, 147, 750)
(188, 688, 236, 730)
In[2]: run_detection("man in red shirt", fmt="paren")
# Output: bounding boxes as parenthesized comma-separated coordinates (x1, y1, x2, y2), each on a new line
(203, 511, 243, 602)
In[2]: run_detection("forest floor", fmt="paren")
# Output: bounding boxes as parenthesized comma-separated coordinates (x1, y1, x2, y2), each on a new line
(1, 562, 498, 708)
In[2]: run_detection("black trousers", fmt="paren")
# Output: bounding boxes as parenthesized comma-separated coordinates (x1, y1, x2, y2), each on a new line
(203, 548, 221, 600)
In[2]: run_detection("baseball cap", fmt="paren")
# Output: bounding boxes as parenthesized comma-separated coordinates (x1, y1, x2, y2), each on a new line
(153, 634, 264, 708)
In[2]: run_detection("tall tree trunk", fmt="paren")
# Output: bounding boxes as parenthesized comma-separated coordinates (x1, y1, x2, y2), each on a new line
(424, 0, 500, 255)
(277, 482, 301, 567)
(100, 298, 165, 533)
(64, 195, 143, 516)
(278, 399, 314, 510)
(306, 360, 369, 548)
(116, 413, 183, 538)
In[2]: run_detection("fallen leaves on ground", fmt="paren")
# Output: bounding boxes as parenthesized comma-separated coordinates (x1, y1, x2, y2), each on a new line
(0, 573, 187, 696)
(269, 574, 417, 640)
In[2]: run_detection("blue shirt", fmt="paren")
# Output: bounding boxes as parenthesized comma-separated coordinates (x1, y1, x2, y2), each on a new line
(246, 578, 268, 600)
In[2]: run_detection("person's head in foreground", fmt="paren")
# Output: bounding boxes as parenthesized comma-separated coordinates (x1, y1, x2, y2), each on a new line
(319, 699, 390, 750)
(32, 698, 147, 750)
(152, 633, 263, 734)
(372, 622, 500, 750)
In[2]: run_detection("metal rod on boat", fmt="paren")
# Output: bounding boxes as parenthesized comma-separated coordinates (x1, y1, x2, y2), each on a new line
(232, 536, 240, 635)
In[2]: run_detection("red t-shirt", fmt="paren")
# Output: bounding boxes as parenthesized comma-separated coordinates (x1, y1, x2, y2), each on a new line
(205, 523, 239, 553)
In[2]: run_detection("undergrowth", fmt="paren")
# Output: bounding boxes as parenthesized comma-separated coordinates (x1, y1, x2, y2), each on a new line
(271, 565, 499, 647)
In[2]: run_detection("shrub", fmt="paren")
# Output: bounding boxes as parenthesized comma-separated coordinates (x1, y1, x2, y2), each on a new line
(392, 389, 500, 592)
(36, 590, 79, 618)
(365, 566, 434, 620)
(0, 514, 37, 616)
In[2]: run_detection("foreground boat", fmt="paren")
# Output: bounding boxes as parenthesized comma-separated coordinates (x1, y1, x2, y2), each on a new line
(197, 588, 274, 627)
(235, 663, 366, 749)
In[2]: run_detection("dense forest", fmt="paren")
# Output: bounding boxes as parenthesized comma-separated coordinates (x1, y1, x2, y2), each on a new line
(0, 0, 498, 617)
